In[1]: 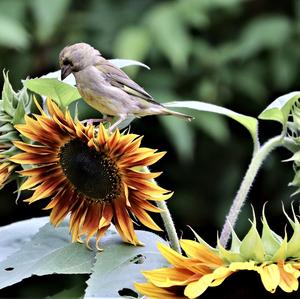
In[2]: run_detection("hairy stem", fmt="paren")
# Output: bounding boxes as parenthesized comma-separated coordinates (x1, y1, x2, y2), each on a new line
(142, 167, 181, 253)
(156, 200, 181, 253)
(220, 135, 283, 248)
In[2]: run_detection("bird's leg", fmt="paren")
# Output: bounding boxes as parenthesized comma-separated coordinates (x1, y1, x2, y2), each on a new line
(109, 114, 127, 132)
(81, 114, 113, 125)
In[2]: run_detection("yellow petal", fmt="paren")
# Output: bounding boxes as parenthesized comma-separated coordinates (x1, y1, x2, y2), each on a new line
(257, 263, 280, 293)
(143, 267, 193, 287)
(278, 261, 299, 292)
(229, 261, 256, 271)
(157, 243, 190, 268)
(180, 239, 223, 266)
(184, 274, 215, 298)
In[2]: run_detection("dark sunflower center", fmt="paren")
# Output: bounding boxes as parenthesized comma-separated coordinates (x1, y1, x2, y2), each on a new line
(59, 139, 121, 202)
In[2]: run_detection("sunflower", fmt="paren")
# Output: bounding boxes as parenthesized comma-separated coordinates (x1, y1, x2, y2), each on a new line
(0, 143, 16, 189)
(10, 98, 172, 249)
(0, 73, 33, 189)
(135, 208, 300, 298)
(0, 161, 15, 189)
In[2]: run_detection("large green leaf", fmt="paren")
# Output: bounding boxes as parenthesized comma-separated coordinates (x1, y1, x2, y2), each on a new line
(24, 78, 81, 107)
(0, 216, 167, 297)
(164, 101, 258, 144)
(0, 219, 94, 289)
(259, 91, 300, 125)
(0, 217, 49, 262)
(85, 231, 167, 298)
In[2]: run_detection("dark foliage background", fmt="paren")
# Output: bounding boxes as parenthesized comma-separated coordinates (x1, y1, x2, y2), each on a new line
(0, 0, 299, 298)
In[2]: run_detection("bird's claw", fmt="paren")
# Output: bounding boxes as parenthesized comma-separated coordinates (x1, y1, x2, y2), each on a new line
(81, 117, 112, 126)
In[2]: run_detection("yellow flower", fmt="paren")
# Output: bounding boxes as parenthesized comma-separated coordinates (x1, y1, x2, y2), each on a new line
(135, 240, 229, 298)
(135, 207, 300, 298)
(0, 161, 15, 189)
(10, 98, 172, 249)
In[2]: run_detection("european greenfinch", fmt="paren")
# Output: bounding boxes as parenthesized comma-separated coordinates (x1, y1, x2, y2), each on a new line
(59, 42, 193, 130)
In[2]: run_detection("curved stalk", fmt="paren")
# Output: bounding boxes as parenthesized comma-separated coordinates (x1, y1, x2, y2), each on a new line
(142, 167, 181, 253)
(155, 200, 181, 253)
(220, 135, 284, 248)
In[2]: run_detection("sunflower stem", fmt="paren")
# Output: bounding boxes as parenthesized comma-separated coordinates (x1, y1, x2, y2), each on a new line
(142, 166, 181, 253)
(220, 134, 284, 248)
(156, 199, 181, 253)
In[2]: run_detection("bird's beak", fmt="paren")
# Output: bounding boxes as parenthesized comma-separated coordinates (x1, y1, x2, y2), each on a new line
(61, 65, 72, 80)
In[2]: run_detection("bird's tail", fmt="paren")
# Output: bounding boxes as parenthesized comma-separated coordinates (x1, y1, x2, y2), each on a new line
(162, 108, 194, 122)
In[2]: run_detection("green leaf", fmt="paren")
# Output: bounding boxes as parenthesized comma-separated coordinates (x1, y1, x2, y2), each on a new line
(0, 217, 49, 263)
(30, 0, 71, 43)
(0, 219, 94, 290)
(259, 92, 300, 125)
(85, 231, 167, 298)
(164, 101, 258, 145)
(24, 78, 81, 107)
(0, 15, 29, 48)
(109, 59, 150, 70)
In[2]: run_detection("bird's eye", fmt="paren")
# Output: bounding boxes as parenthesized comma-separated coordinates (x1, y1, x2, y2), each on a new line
(63, 59, 73, 66)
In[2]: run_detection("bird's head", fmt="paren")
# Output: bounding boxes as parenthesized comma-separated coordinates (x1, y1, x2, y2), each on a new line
(59, 43, 101, 80)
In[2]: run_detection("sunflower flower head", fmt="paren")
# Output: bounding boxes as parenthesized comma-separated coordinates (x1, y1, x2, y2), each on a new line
(10, 98, 172, 249)
(0, 72, 33, 189)
(135, 206, 300, 298)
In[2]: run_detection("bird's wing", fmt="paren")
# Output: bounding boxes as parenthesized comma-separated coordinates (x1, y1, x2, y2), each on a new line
(95, 59, 163, 106)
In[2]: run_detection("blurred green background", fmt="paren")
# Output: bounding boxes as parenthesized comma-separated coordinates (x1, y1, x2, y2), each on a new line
(1, 0, 300, 297)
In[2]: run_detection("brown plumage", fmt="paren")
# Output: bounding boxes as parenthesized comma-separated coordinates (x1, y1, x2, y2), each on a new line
(59, 42, 193, 130)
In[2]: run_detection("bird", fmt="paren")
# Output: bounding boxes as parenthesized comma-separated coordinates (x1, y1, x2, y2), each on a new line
(59, 42, 193, 131)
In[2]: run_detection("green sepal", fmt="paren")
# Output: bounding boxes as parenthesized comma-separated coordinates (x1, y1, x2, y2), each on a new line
(285, 205, 300, 257)
(261, 206, 281, 258)
(13, 100, 26, 125)
(229, 224, 242, 253)
(0, 123, 14, 133)
(217, 237, 243, 263)
(239, 211, 265, 262)
(188, 226, 218, 253)
(0, 131, 19, 142)
(0, 146, 20, 158)
(284, 152, 300, 165)
(271, 232, 288, 261)
(288, 171, 300, 196)
(2, 71, 19, 117)
(0, 113, 12, 123)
